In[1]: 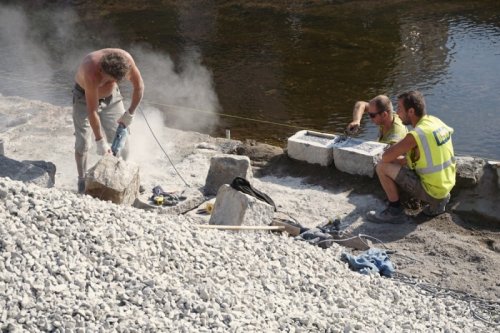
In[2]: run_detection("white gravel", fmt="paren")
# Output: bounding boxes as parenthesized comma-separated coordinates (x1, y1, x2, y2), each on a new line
(0, 177, 486, 332)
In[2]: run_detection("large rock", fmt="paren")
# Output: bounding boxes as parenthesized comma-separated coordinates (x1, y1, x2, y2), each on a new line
(204, 154, 252, 195)
(0, 155, 55, 188)
(209, 185, 274, 226)
(455, 156, 485, 188)
(85, 155, 140, 205)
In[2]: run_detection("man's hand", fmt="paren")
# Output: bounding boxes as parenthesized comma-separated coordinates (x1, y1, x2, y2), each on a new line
(118, 110, 134, 127)
(346, 121, 360, 135)
(96, 138, 111, 156)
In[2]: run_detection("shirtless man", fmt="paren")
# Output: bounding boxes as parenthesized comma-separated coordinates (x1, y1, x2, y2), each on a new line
(73, 48, 144, 192)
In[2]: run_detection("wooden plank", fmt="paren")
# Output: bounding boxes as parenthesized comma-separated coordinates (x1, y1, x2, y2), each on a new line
(196, 225, 285, 231)
(270, 220, 302, 236)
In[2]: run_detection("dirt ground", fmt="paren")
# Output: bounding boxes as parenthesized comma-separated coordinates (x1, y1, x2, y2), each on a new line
(1, 97, 498, 307)
(238, 142, 500, 303)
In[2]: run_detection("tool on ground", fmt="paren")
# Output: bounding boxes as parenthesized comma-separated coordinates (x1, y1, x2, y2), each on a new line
(153, 195, 164, 205)
(197, 202, 214, 215)
(111, 123, 128, 156)
(197, 225, 285, 231)
(150, 185, 186, 206)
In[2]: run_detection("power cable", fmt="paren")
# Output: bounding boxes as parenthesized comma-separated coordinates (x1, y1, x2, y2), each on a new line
(138, 105, 190, 187)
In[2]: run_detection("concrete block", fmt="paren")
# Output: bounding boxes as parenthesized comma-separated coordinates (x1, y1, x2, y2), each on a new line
(209, 184, 274, 227)
(287, 130, 338, 166)
(85, 155, 140, 205)
(204, 154, 252, 195)
(333, 138, 387, 177)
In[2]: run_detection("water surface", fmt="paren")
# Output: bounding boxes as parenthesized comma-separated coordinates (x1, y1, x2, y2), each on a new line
(1, 1, 499, 159)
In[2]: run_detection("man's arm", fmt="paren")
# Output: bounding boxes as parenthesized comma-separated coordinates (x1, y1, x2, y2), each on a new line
(126, 64, 144, 115)
(382, 133, 417, 163)
(346, 101, 369, 134)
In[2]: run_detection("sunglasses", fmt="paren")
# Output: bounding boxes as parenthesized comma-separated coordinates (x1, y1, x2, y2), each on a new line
(368, 110, 386, 118)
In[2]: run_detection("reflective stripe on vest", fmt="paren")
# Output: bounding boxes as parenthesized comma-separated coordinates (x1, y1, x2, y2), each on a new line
(414, 127, 455, 174)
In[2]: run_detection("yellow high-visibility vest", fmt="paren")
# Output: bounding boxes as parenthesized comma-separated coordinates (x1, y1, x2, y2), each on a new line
(406, 115, 456, 199)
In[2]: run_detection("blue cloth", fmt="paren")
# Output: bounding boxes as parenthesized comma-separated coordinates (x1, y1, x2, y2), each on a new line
(341, 248, 395, 277)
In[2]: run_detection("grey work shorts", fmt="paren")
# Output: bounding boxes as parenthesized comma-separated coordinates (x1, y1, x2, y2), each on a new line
(394, 167, 448, 207)
(72, 84, 126, 154)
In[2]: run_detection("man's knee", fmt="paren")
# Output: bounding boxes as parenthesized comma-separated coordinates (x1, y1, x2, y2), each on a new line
(75, 139, 90, 155)
(376, 162, 401, 180)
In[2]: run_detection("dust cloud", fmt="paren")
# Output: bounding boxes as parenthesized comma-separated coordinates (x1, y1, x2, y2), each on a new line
(0, 5, 220, 138)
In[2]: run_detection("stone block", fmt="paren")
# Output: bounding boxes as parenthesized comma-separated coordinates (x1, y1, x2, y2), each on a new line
(85, 155, 140, 205)
(333, 138, 387, 177)
(287, 130, 338, 166)
(455, 156, 485, 188)
(204, 154, 252, 195)
(209, 184, 274, 227)
(0, 155, 55, 188)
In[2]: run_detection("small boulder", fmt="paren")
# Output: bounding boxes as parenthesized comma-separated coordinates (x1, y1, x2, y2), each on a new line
(85, 155, 140, 205)
(204, 154, 252, 195)
(455, 156, 485, 188)
(0, 155, 55, 188)
(209, 184, 274, 227)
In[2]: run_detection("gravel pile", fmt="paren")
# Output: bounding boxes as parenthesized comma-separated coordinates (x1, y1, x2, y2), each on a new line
(0, 178, 486, 332)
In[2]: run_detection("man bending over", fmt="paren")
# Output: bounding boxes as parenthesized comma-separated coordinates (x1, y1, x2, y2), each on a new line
(72, 48, 144, 193)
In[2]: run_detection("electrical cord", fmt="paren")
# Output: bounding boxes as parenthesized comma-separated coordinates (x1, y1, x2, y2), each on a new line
(138, 105, 190, 187)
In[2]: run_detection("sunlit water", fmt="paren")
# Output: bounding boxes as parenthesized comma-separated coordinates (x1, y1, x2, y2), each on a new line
(0, 1, 499, 160)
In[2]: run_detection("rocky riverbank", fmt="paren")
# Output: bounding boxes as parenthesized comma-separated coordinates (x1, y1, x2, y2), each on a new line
(1, 95, 499, 330)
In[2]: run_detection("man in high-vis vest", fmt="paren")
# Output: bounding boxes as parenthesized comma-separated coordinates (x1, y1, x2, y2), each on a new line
(367, 90, 456, 223)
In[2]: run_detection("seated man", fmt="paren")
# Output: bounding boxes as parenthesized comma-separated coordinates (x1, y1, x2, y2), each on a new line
(367, 91, 456, 223)
(346, 95, 407, 145)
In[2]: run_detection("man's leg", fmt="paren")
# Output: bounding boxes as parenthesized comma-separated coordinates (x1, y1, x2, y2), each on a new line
(366, 162, 406, 223)
(72, 88, 91, 193)
(376, 161, 402, 202)
(75, 152, 87, 193)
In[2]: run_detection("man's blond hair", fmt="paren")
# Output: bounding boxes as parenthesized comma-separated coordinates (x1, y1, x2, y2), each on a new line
(370, 95, 393, 114)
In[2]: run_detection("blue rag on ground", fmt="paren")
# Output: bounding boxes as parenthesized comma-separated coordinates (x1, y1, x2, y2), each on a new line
(341, 248, 395, 277)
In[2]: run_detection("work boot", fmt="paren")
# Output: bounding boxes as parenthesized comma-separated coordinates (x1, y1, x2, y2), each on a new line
(366, 205, 406, 224)
(422, 194, 450, 217)
(77, 177, 86, 194)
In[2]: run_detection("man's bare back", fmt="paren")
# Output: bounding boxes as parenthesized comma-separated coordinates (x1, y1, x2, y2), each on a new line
(75, 48, 133, 99)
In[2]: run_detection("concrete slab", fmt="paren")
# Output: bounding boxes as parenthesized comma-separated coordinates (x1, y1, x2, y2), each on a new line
(287, 130, 339, 166)
(333, 138, 387, 177)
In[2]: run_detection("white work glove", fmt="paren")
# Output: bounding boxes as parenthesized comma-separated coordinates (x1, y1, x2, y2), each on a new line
(118, 110, 134, 127)
(95, 138, 110, 156)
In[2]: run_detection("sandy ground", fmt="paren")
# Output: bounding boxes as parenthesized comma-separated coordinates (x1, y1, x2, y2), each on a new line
(1, 96, 499, 306)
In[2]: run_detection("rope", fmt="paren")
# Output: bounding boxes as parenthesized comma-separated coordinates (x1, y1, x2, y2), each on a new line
(138, 105, 190, 187)
(0, 71, 324, 133)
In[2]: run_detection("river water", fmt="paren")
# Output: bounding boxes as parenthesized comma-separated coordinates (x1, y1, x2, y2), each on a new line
(1, 1, 499, 159)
